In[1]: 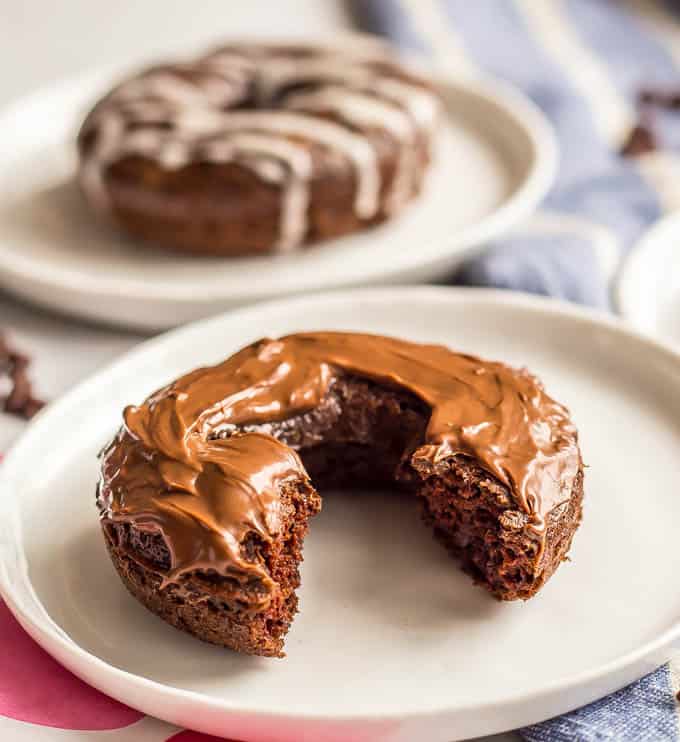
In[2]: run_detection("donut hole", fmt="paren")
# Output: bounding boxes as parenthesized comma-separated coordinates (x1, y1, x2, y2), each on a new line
(235, 373, 571, 603)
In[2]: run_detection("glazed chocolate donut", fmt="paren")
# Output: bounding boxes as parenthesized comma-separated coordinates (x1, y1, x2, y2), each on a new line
(77, 39, 441, 255)
(97, 333, 584, 657)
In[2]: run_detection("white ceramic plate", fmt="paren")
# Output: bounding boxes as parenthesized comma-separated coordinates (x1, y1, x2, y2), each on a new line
(616, 213, 680, 345)
(1, 287, 680, 741)
(0, 68, 555, 331)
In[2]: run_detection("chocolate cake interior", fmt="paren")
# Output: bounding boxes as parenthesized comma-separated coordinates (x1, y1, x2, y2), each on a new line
(104, 473, 319, 658)
(223, 373, 550, 602)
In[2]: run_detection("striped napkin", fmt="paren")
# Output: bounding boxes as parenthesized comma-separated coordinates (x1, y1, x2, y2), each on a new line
(357, 0, 680, 739)
(356, 0, 680, 309)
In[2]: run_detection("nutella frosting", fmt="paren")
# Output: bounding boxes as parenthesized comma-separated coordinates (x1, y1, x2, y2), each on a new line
(98, 333, 581, 588)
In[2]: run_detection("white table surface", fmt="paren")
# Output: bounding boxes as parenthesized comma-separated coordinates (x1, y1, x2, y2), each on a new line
(0, 2, 518, 740)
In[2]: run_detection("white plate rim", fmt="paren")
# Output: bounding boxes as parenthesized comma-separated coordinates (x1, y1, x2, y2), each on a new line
(615, 212, 680, 336)
(1, 286, 680, 731)
(0, 69, 556, 306)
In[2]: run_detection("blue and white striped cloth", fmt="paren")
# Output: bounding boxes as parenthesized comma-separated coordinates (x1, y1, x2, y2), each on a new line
(358, 0, 680, 739)
(358, 0, 680, 310)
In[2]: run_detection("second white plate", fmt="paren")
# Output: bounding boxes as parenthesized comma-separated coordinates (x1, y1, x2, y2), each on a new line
(1, 287, 680, 741)
(0, 69, 555, 330)
(616, 213, 680, 344)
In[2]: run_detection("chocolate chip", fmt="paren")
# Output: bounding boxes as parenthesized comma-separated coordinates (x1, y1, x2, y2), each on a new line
(637, 87, 680, 110)
(0, 333, 46, 420)
(21, 397, 45, 419)
(621, 123, 657, 157)
(624, 86, 680, 157)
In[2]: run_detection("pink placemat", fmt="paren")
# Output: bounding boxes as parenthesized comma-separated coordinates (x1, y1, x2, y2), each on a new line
(0, 435, 235, 741)
(0, 593, 234, 740)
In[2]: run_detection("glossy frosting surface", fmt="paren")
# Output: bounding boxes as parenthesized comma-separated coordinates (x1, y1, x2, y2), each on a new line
(98, 333, 581, 585)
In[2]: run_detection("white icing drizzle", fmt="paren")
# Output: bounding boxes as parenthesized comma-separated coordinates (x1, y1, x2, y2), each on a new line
(174, 109, 380, 218)
(201, 133, 313, 251)
(78, 42, 440, 250)
(252, 57, 440, 132)
(284, 85, 418, 213)
(372, 77, 441, 132)
(78, 109, 127, 214)
(284, 85, 412, 141)
(113, 71, 207, 106)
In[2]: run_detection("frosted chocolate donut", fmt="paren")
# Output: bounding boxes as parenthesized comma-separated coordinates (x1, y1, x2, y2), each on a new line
(97, 332, 584, 656)
(77, 39, 441, 255)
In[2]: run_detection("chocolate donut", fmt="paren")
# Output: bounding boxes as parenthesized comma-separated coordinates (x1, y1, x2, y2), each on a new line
(97, 333, 584, 657)
(77, 39, 441, 255)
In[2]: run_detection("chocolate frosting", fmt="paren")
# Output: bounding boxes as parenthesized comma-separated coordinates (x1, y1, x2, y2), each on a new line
(98, 332, 581, 588)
